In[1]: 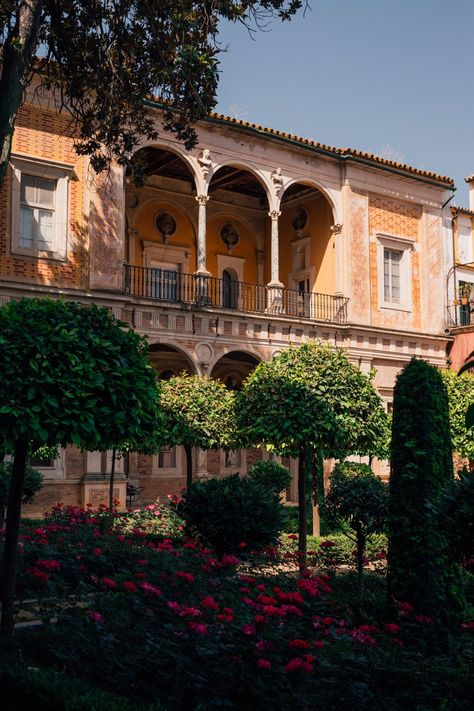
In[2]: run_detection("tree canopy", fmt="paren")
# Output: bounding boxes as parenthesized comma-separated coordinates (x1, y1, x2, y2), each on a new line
(158, 373, 236, 487)
(236, 341, 389, 566)
(0, 296, 161, 639)
(237, 341, 389, 460)
(439, 368, 474, 460)
(0, 1, 302, 187)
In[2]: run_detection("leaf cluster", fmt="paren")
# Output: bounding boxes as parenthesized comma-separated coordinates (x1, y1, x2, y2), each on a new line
(157, 373, 236, 451)
(325, 462, 388, 542)
(1, 1, 302, 178)
(177, 473, 285, 557)
(236, 341, 389, 459)
(0, 461, 43, 510)
(0, 297, 161, 452)
(439, 368, 474, 458)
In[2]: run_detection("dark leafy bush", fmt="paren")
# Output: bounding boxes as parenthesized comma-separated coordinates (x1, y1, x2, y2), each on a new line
(0, 462, 43, 527)
(326, 462, 388, 593)
(177, 474, 285, 557)
(0, 654, 163, 710)
(247, 460, 292, 494)
(388, 359, 463, 631)
(439, 469, 474, 570)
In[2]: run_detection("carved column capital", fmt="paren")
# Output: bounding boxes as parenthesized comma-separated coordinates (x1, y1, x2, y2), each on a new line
(331, 223, 343, 235)
(268, 210, 281, 221)
(196, 194, 210, 206)
(198, 149, 213, 178)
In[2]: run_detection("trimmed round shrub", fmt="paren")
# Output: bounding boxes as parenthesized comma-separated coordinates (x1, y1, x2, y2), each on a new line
(177, 474, 285, 557)
(246, 460, 292, 494)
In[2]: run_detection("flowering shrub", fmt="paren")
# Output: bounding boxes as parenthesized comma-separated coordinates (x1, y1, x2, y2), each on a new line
(2, 505, 474, 710)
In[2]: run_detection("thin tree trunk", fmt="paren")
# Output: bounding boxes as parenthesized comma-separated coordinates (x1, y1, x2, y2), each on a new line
(298, 443, 307, 574)
(0, 434, 29, 640)
(0, 1, 43, 188)
(356, 528, 366, 598)
(109, 448, 116, 511)
(185, 443, 193, 489)
(311, 449, 324, 537)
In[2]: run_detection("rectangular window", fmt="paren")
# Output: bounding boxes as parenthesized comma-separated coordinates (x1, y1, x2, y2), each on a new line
(158, 446, 177, 469)
(19, 175, 56, 251)
(383, 249, 401, 303)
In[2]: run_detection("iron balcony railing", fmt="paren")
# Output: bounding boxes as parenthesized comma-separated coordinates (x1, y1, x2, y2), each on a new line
(123, 264, 349, 324)
(446, 303, 474, 328)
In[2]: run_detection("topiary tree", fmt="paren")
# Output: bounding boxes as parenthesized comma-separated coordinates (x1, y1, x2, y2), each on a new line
(158, 374, 236, 488)
(246, 460, 292, 495)
(439, 368, 474, 462)
(0, 462, 43, 529)
(0, 297, 161, 639)
(236, 342, 389, 569)
(325, 462, 388, 595)
(177, 474, 285, 558)
(387, 358, 462, 631)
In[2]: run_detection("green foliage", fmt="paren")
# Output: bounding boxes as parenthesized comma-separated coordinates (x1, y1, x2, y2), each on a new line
(177, 474, 285, 557)
(0, 2, 301, 187)
(439, 469, 474, 568)
(246, 460, 292, 494)
(388, 358, 462, 628)
(237, 342, 389, 460)
(158, 373, 235, 451)
(326, 462, 388, 593)
(0, 653, 162, 711)
(326, 463, 388, 539)
(0, 462, 43, 513)
(439, 368, 474, 459)
(0, 298, 161, 451)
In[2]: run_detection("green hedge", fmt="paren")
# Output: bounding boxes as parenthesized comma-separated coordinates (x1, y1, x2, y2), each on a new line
(0, 656, 165, 711)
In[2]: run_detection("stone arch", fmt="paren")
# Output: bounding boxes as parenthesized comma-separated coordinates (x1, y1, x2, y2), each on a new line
(209, 162, 271, 208)
(210, 349, 262, 389)
(148, 341, 198, 378)
(278, 180, 338, 297)
(130, 142, 199, 192)
(280, 177, 340, 225)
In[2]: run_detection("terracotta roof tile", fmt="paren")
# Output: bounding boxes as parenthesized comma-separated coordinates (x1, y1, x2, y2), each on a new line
(205, 112, 454, 187)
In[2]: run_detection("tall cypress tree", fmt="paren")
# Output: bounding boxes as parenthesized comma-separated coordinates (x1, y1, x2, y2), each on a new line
(387, 359, 462, 630)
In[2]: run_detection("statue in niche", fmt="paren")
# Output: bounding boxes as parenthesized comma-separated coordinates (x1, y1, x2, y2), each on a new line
(155, 212, 176, 244)
(271, 167, 283, 196)
(198, 149, 213, 178)
(220, 223, 239, 254)
(292, 207, 309, 234)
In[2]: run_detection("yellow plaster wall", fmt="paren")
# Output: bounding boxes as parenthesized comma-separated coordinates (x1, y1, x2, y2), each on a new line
(279, 195, 335, 293)
(131, 200, 196, 268)
(0, 103, 86, 288)
(206, 214, 258, 283)
(368, 195, 422, 330)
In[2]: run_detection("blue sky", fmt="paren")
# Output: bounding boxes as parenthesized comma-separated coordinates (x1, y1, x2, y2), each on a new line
(216, 0, 474, 203)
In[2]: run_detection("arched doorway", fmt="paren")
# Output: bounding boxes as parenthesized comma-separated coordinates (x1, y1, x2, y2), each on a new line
(125, 147, 198, 301)
(278, 181, 337, 319)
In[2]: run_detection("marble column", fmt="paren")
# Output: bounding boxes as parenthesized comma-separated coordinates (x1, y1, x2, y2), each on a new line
(267, 210, 283, 313)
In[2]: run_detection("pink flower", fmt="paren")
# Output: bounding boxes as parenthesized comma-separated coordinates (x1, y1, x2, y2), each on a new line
(398, 601, 413, 615)
(285, 657, 313, 673)
(257, 659, 271, 669)
(122, 581, 137, 593)
(35, 559, 61, 572)
(85, 610, 104, 624)
(92, 547, 102, 556)
(288, 639, 310, 650)
(101, 577, 117, 589)
(319, 540, 336, 548)
(188, 621, 208, 635)
(242, 624, 256, 636)
(414, 615, 433, 624)
(313, 640, 325, 649)
(201, 596, 219, 611)
(385, 623, 400, 634)
(140, 582, 162, 596)
(288, 534, 298, 540)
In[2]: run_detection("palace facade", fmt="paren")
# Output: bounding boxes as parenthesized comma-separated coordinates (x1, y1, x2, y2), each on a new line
(0, 91, 456, 514)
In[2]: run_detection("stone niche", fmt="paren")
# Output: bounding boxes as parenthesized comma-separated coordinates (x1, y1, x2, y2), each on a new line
(82, 475, 127, 511)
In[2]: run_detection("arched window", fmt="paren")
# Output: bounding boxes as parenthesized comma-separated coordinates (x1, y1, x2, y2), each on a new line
(222, 268, 239, 309)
